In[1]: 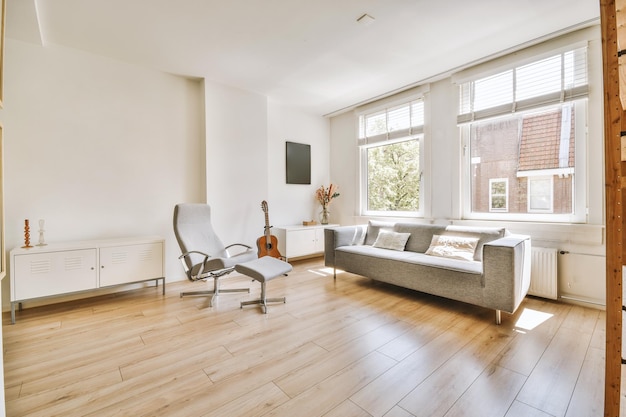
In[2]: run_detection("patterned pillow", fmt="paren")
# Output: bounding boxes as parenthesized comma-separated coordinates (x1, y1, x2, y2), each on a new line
(372, 230, 411, 251)
(425, 235, 479, 261)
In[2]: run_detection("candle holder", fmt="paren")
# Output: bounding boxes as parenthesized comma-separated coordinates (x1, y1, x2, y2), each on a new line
(36, 219, 47, 246)
(22, 219, 33, 249)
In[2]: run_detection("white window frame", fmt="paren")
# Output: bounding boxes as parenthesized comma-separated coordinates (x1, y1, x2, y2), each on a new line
(356, 94, 427, 218)
(458, 44, 588, 223)
(461, 101, 586, 222)
(527, 176, 554, 213)
(489, 178, 509, 212)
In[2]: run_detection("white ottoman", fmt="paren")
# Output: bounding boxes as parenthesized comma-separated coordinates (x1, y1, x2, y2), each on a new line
(235, 256, 292, 313)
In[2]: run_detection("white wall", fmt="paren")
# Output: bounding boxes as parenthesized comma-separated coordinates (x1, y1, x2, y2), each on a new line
(203, 82, 268, 249)
(268, 100, 331, 226)
(0, 38, 333, 311)
(2, 39, 206, 305)
(329, 25, 607, 307)
(328, 111, 357, 227)
(200, 88, 331, 252)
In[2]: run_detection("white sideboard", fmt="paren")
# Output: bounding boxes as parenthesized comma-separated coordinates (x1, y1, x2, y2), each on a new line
(9, 236, 165, 323)
(274, 224, 338, 261)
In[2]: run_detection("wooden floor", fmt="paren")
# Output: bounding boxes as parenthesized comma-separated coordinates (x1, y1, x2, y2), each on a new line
(2, 258, 605, 417)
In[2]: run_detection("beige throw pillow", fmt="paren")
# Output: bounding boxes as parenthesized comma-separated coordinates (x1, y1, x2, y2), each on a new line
(372, 230, 411, 251)
(425, 235, 479, 261)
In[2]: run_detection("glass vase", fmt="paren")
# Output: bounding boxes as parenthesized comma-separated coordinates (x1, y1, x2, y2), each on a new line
(320, 207, 330, 225)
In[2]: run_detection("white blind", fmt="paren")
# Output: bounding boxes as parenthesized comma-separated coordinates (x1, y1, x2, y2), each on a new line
(458, 46, 588, 123)
(358, 99, 424, 146)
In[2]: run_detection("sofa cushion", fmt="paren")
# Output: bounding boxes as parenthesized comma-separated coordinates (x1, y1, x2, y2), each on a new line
(441, 225, 507, 261)
(393, 223, 447, 253)
(349, 225, 368, 245)
(335, 245, 482, 274)
(365, 220, 395, 245)
(336, 244, 417, 262)
(404, 252, 482, 274)
(425, 235, 479, 261)
(372, 230, 411, 251)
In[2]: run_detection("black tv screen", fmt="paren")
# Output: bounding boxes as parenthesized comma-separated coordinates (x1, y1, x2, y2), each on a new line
(286, 141, 311, 184)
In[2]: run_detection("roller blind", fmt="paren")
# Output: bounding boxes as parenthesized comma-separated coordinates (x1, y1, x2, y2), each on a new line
(358, 99, 424, 146)
(457, 46, 588, 124)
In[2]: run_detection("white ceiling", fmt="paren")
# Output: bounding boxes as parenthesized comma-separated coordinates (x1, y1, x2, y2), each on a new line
(6, 0, 600, 116)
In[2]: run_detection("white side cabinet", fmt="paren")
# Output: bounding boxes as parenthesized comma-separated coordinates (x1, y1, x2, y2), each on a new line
(274, 224, 338, 261)
(10, 236, 165, 323)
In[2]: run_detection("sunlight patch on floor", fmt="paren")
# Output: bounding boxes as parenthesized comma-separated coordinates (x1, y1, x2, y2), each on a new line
(308, 267, 343, 277)
(514, 308, 553, 331)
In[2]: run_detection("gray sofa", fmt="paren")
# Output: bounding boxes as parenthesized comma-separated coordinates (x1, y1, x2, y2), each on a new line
(324, 221, 531, 324)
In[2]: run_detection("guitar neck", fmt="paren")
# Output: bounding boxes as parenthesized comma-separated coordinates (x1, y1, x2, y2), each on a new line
(264, 211, 271, 238)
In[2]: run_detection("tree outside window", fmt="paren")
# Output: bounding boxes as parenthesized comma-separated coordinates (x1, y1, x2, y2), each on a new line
(358, 98, 425, 216)
(366, 140, 420, 212)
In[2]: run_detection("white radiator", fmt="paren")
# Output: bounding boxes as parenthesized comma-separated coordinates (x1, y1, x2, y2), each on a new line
(528, 247, 558, 300)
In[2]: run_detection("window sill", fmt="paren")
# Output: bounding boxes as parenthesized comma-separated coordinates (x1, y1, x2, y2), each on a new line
(451, 219, 604, 246)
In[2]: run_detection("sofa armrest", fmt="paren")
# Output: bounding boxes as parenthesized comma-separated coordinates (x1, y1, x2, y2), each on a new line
(482, 235, 531, 314)
(324, 225, 367, 267)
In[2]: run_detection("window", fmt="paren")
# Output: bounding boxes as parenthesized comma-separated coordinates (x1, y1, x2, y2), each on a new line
(489, 179, 508, 212)
(459, 46, 587, 222)
(528, 176, 553, 213)
(358, 99, 425, 216)
(366, 139, 420, 212)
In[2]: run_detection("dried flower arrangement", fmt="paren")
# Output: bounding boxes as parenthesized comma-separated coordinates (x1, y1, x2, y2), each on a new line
(315, 184, 340, 209)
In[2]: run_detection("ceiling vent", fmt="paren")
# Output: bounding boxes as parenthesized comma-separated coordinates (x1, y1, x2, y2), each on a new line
(356, 13, 375, 25)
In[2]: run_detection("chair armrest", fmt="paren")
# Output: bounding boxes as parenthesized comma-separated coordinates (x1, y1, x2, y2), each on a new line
(324, 225, 367, 267)
(178, 250, 211, 260)
(482, 235, 531, 313)
(178, 250, 211, 279)
(225, 243, 253, 256)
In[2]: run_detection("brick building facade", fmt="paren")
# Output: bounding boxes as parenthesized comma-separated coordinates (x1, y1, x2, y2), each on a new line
(470, 105, 575, 214)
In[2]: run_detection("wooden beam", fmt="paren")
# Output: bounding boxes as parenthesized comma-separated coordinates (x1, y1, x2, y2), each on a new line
(618, 0, 626, 107)
(601, 0, 624, 415)
(618, 0, 626, 50)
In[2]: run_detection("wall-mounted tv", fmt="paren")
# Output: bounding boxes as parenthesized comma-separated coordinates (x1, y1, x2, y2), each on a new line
(286, 141, 311, 184)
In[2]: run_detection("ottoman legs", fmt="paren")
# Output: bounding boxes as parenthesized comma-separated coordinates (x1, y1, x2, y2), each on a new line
(240, 281, 286, 314)
(236, 256, 292, 314)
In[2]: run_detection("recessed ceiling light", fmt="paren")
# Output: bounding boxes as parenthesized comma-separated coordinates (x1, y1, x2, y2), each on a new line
(356, 13, 375, 25)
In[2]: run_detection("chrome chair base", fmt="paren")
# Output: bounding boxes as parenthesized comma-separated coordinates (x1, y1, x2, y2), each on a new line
(180, 274, 249, 307)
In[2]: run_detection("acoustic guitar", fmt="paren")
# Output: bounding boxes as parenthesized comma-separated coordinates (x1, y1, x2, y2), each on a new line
(257, 200, 282, 259)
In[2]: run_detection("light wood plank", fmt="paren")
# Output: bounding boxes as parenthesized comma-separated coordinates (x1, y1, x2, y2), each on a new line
(6, 369, 122, 416)
(564, 346, 605, 417)
(264, 351, 396, 417)
(82, 370, 213, 417)
(515, 327, 592, 417)
(382, 407, 415, 417)
(494, 302, 566, 376)
(443, 365, 526, 417)
(398, 325, 513, 416)
(350, 325, 471, 417)
(504, 401, 553, 417)
(323, 400, 373, 417)
(149, 329, 352, 416)
(200, 382, 290, 417)
(274, 319, 411, 398)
